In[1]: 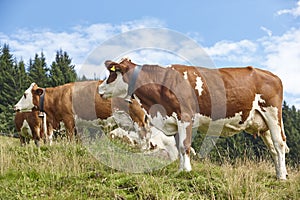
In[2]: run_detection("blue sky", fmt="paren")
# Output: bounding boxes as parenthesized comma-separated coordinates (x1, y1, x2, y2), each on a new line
(1, 0, 296, 43)
(1, 0, 300, 107)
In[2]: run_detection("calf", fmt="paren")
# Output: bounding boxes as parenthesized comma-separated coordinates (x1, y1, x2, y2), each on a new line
(14, 111, 46, 147)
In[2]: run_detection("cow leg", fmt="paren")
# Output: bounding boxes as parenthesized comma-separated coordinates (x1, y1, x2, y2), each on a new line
(25, 137, 30, 145)
(19, 135, 26, 146)
(177, 115, 193, 172)
(46, 124, 54, 146)
(63, 118, 76, 141)
(33, 127, 41, 148)
(270, 130, 287, 180)
(260, 130, 281, 173)
(262, 113, 287, 180)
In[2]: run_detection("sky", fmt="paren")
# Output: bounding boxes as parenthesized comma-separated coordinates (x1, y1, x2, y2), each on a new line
(1, 0, 300, 107)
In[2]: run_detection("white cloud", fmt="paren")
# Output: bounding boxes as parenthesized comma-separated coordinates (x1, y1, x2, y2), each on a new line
(277, 0, 300, 17)
(203, 27, 300, 108)
(260, 26, 272, 37)
(204, 40, 258, 65)
(261, 28, 300, 96)
(79, 27, 215, 79)
(0, 17, 165, 74)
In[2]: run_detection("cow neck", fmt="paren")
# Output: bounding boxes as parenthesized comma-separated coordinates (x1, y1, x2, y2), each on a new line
(39, 88, 46, 112)
(124, 65, 142, 103)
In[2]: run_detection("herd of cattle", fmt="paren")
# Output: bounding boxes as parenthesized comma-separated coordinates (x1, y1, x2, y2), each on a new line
(13, 58, 289, 179)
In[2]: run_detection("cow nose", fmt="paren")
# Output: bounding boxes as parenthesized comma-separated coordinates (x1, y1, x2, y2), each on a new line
(13, 106, 20, 112)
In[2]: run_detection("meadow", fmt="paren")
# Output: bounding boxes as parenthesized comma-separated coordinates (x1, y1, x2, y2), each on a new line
(0, 135, 299, 200)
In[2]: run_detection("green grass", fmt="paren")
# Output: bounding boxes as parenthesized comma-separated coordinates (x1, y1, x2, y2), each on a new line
(0, 136, 299, 200)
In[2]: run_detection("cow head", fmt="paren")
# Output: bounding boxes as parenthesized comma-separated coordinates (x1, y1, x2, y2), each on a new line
(14, 83, 44, 112)
(98, 58, 136, 99)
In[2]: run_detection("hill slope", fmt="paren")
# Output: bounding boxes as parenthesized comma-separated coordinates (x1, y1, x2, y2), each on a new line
(0, 136, 299, 199)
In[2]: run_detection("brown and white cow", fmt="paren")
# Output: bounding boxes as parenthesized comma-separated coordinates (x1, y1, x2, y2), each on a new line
(14, 110, 46, 147)
(98, 58, 289, 179)
(14, 81, 149, 143)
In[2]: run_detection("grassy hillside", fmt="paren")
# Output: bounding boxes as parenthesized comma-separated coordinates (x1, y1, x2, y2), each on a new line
(0, 136, 299, 200)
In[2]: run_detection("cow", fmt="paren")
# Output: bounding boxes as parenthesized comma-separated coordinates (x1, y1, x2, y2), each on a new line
(14, 81, 149, 143)
(13, 80, 191, 162)
(14, 110, 47, 147)
(98, 58, 289, 180)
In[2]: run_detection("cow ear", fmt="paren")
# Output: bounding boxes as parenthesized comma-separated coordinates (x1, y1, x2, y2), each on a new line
(109, 64, 123, 72)
(35, 88, 44, 96)
(105, 60, 113, 67)
(105, 60, 120, 72)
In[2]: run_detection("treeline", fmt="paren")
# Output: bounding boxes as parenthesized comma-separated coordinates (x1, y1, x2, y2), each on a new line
(0, 43, 77, 132)
(0, 43, 299, 166)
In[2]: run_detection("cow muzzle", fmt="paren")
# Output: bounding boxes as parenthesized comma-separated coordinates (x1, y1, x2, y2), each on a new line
(13, 106, 20, 112)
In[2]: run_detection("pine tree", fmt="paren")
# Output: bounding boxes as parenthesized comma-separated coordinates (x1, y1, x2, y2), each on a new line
(282, 101, 300, 166)
(49, 49, 76, 86)
(0, 44, 18, 132)
(80, 75, 88, 81)
(0, 44, 15, 109)
(13, 60, 31, 103)
(16, 60, 30, 91)
(49, 60, 64, 86)
(28, 52, 49, 87)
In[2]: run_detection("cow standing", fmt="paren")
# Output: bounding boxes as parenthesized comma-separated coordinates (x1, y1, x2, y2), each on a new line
(98, 58, 289, 179)
(14, 111, 46, 147)
(14, 81, 149, 143)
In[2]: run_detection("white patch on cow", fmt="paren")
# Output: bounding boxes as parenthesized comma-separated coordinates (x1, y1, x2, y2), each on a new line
(150, 112, 179, 136)
(193, 113, 241, 137)
(20, 120, 33, 138)
(108, 122, 178, 161)
(98, 72, 128, 99)
(148, 127, 178, 161)
(183, 71, 188, 80)
(14, 83, 36, 112)
(192, 94, 271, 137)
(148, 94, 273, 139)
(195, 76, 203, 96)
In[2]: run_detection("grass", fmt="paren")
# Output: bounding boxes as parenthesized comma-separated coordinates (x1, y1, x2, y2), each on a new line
(0, 135, 299, 200)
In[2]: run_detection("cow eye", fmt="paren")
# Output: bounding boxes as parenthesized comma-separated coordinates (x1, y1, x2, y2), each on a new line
(23, 93, 27, 99)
